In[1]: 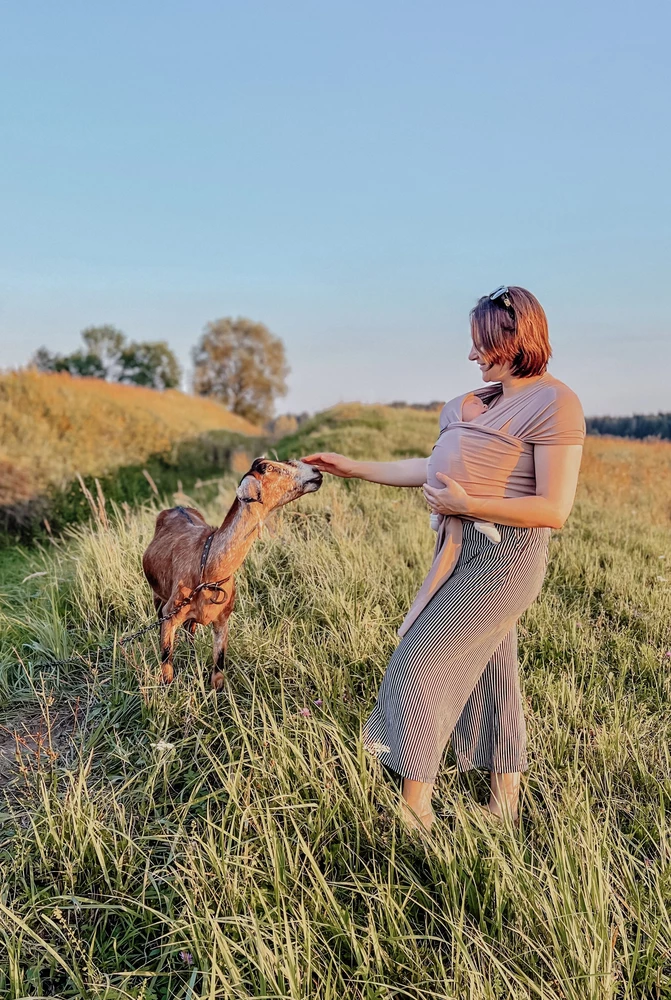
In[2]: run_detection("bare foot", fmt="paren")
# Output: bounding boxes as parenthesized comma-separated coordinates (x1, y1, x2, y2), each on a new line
(400, 777, 436, 834)
(478, 803, 519, 828)
(489, 771, 521, 826)
(400, 799, 436, 833)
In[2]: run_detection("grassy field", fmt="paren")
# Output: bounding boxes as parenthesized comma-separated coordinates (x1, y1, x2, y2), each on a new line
(1, 403, 671, 998)
(0, 371, 262, 543)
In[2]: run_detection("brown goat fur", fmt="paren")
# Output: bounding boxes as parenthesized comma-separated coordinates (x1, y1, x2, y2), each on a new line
(142, 458, 322, 689)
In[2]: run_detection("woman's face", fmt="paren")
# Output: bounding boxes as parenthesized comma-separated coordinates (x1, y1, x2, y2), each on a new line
(468, 331, 510, 382)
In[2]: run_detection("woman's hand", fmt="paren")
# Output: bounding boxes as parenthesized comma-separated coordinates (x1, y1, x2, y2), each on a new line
(422, 472, 472, 516)
(301, 452, 359, 479)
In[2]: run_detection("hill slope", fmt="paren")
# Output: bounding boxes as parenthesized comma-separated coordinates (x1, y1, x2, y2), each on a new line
(0, 370, 262, 539)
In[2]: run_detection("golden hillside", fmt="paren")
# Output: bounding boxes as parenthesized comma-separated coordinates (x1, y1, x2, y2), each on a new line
(0, 370, 260, 503)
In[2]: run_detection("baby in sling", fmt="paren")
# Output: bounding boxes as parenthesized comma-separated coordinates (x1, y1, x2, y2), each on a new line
(429, 391, 501, 544)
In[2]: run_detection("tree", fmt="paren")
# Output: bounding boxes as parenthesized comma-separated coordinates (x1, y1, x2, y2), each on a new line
(31, 326, 182, 390)
(119, 341, 181, 389)
(80, 325, 126, 380)
(192, 317, 290, 425)
(32, 346, 106, 378)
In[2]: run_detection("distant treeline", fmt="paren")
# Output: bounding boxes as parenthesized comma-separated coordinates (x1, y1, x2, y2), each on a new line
(388, 400, 444, 411)
(586, 413, 671, 441)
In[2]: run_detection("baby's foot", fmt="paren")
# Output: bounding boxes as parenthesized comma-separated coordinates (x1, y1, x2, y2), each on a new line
(473, 522, 501, 544)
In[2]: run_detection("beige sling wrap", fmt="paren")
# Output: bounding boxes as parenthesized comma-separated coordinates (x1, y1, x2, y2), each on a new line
(397, 374, 586, 638)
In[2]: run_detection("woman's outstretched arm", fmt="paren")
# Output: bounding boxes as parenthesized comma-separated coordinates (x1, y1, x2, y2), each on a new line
(302, 452, 428, 487)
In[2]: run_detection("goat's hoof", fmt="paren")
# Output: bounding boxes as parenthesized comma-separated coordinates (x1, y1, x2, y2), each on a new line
(161, 665, 174, 684)
(211, 670, 225, 692)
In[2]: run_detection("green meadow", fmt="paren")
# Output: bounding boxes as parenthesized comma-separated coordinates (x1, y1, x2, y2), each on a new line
(1, 403, 670, 999)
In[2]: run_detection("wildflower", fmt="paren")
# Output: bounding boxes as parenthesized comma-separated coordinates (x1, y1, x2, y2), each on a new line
(664, 650, 671, 660)
(151, 740, 175, 752)
(314, 698, 323, 707)
(299, 707, 311, 717)
(366, 741, 391, 757)
(656, 576, 667, 583)
(179, 950, 194, 966)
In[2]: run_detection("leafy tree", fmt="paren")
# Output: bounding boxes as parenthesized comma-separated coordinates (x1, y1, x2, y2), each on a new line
(32, 346, 106, 378)
(32, 347, 63, 374)
(119, 341, 181, 390)
(81, 325, 126, 379)
(32, 327, 182, 390)
(192, 317, 289, 425)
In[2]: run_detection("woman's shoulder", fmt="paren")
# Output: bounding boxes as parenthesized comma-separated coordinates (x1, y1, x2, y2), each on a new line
(537, 373, 583, 406)
(520, 373, 585, 444)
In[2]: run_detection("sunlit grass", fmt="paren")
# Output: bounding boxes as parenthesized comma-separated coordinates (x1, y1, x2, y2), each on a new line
(1, 407, 670, 998)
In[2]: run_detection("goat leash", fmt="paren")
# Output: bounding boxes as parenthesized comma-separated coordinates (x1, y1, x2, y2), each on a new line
(196, 531, 230, 605)
(200, 531, 215, 580)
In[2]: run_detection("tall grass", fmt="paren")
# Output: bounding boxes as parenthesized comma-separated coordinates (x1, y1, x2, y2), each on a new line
(0, 405, 670, 998)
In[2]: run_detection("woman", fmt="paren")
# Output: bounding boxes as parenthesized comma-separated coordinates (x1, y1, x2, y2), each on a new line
(303, 286, 585, 831)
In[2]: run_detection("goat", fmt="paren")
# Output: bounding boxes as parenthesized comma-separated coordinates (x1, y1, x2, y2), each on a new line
(142, 458, 322, 689)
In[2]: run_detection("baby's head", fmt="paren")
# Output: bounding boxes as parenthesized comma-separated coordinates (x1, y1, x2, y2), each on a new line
(462, 392, 488, 422)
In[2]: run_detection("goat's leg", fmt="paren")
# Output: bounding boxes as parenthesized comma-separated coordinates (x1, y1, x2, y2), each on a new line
(153, 595, 164, 622)
(183, 619, 198, 641)
(211, 617, 229, 692)
(159, 615, 178, 684)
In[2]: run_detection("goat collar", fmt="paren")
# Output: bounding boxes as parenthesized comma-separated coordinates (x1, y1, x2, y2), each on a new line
(199, 531, 215, 582)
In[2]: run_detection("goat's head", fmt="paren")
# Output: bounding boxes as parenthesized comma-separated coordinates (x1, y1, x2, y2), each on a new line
(236, 458, 322, 511)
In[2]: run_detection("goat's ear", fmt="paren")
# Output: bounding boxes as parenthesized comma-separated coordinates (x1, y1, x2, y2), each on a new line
(236, 474, 262, 503)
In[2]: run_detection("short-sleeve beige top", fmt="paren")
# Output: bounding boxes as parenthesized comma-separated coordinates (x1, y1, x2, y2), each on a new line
(398, 372, 585, 637)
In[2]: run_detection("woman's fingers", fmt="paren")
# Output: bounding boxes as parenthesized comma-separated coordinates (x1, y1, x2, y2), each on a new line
(302, 452, 338, 464)
(300, 452, 351, 477)
(301, 453, 332, 470)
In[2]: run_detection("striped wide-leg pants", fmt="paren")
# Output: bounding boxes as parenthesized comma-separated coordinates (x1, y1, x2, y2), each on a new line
(362, 521, 551, 782)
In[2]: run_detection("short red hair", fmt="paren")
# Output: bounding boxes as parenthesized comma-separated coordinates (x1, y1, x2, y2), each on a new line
(470, 286, 552, 378)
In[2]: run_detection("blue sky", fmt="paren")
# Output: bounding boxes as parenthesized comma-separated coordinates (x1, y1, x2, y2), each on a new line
(1, 0, 669, 416)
